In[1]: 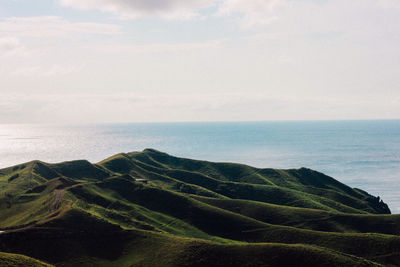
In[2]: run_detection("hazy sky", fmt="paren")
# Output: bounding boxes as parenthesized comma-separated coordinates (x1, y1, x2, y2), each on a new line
(1, 0, 400, 123)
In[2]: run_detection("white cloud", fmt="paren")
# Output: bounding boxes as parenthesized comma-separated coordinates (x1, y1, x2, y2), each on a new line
(0, 17, 121, 79)
(377, 0, 400, 8)
(11, 63, 85, 77)
(217, 0, 288, 28)
(215, 0, 400, 29)
(55, 0, 400, 29)
(0, 16, 121, 38)
(2, 0, 400, 123)
(2, 92, 399, 124)
(59, 0, 214, 20)
(96, 39, 224, 54)
(0, 37, 20, 51)
(0, 37, 24, 56)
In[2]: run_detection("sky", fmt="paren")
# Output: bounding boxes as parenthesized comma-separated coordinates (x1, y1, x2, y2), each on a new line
(0, 0, 400, 123)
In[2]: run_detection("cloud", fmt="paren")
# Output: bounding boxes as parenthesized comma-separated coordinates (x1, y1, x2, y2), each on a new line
(0, 93, 276, 123)
(11, 63, 85, 77)
(0, 37, 24, 56)
(59, 0, 214, 20)
(377, 0, 400, 8)
(3, 92, 399, 124)
(0, 16, 121, 38)
(0, 37, 20, 51)
(96, 39, 224, 54)
(55, 0, 400, 30)
(58, 0, 287, 23)
(217, 0, 288, 28)
(215, 0, 400, 29)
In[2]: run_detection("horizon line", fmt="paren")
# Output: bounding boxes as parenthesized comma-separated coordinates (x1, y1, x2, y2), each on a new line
(1, 118, 400, 126)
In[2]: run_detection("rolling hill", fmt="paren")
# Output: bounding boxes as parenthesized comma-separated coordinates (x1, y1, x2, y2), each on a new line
(0, 149, 399, 266)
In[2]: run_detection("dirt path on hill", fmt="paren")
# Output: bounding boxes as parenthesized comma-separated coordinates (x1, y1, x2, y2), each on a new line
(0, 182, 88, 235)
(49, 183, 86, 213)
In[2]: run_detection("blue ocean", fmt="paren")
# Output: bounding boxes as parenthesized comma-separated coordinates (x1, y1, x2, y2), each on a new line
(1, 120, 399, 213)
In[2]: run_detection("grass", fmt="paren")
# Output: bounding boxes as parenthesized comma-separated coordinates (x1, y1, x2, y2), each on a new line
(0, 252, 53, 267)
(0, 149, 398, 266)
(192, 195, 400, 234)
(0, 209, 386, 267)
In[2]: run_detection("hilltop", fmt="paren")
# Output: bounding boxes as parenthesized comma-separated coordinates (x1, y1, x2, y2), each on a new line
(0, 149, 399, 266)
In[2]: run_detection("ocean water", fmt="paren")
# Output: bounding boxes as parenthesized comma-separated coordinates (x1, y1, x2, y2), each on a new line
(0, 120, 399, 213)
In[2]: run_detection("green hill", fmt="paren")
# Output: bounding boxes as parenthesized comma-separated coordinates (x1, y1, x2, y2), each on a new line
(0, 149, 398, 266)
(0, 252, 53, 267)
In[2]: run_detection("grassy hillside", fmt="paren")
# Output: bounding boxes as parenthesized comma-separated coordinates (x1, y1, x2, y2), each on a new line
(192, 196, 400, 234)
(0, 149, 398, 266)
(0, 209, 385, 267)
(0, 252, 53, 267)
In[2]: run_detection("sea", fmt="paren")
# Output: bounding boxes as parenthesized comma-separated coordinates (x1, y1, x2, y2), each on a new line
(1, 120, 399, 213)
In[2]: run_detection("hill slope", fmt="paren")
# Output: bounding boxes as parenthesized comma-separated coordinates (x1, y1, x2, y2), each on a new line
(0, 252, 53, 267)
(0, 149, 398, 266)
